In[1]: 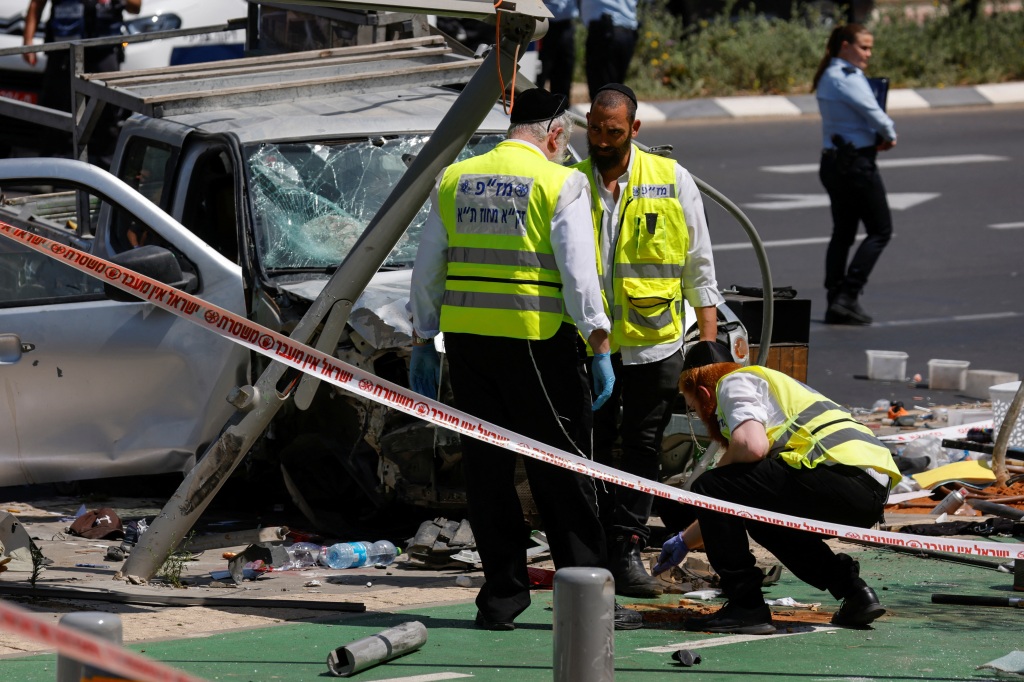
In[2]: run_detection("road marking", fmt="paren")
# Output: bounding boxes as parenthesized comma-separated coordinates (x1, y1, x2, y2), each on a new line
(811, 310, 1022, 331)
(371, 674, 473, 681)
(761, 154, 1009, 174)
(714, 234, 865, 251)
(638, 624, 838, 653)
(742, 193, 937, 211)
(991, 222, 1024, 229)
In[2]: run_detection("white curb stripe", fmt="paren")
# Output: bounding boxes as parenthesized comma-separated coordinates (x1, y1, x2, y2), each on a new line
(976, 82, 1024, 104)
(886, 89, 932, 110)
(714, 96, 803, 117)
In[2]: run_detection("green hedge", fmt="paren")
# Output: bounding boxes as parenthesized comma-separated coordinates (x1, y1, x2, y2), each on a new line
(599, 1, 1024, 98)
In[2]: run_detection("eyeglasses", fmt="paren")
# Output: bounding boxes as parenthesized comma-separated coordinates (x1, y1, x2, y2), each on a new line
(546, 94, 568, 133)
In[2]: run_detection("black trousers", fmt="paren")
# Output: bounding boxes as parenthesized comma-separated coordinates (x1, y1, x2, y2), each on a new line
(446, 324, 606, 623)
(585, 16, 638, 101)
(819, 148, 893, 297)
(591, 350, 685, 545)
(692, 458, 887, 606)
(538, 19, 576, 100)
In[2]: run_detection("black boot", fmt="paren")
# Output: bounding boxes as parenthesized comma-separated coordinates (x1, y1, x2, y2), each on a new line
(828, 290, 872, 325)
(610, 534, 664, 598)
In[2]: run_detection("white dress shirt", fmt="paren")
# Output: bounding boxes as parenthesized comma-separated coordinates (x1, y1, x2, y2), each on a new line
(717, 372, 890, 488)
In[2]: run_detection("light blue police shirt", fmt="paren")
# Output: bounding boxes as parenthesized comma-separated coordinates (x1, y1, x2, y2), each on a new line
(816, 58, 896, 150)
(581, 0, 638, 30)
(544, 0, 580, 21)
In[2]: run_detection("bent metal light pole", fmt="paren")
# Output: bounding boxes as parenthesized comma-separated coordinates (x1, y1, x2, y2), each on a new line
(119, 9, 542, 582)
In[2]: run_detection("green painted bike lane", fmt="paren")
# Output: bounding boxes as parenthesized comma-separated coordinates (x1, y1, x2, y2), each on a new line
(4, 548, 1021, 681)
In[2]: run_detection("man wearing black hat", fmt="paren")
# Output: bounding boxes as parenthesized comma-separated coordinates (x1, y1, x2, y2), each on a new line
(573, 83, 724, 598)
(655, 340, 901, 634)
(410, 87, 642, 631)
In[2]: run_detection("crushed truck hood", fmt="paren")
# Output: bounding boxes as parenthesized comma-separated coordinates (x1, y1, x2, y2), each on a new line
(278, 270, 414, 350)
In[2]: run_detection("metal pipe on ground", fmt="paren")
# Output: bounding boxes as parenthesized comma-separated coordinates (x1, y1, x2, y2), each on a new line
(932, 593, 1024, 608)
(326, 621, 427, 677)
(553, 567, 615, 682)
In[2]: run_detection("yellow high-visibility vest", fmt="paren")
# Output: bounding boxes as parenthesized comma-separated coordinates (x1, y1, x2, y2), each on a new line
(717, 366, 902, 487)
(437, 140, 574, 340)
(574, 146, 689, 347)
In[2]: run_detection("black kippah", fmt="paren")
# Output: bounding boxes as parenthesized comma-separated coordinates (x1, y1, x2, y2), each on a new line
(595, 83, 637, 107)
(682, 340, 734, 372)
(510, 88, 569, 124)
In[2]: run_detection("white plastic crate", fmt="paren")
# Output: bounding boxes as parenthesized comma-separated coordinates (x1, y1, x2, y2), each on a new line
(929, 359, 970, 391)
(866, 350, 907, 382)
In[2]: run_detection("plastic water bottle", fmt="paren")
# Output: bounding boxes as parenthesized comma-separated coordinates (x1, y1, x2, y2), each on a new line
(367, 540, 399, 567)
(321, 540, 400, 569)
(277, 542, 323, 570)
(321, 541, 373, 569)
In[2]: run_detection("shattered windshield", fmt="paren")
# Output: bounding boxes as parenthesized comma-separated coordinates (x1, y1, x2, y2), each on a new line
(245, 134, 503, 272)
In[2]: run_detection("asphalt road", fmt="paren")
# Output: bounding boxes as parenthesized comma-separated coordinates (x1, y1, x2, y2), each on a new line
(578, 105, 1024, 409)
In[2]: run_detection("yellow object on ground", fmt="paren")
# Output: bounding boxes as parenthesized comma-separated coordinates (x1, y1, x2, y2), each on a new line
(912, 460, 996, 489)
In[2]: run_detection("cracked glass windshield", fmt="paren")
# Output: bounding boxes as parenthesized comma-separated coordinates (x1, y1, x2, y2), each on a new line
(246, 134, 504, 272)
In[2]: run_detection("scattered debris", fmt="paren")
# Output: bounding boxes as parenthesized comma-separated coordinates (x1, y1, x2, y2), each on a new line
(977, 651, 1024, 676)
(672, 649, 702, 667)
(326, 621, 427, 677)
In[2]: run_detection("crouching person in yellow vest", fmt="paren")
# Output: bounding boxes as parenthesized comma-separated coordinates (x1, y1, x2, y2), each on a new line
(409, 88, 642, 631)
(573, 83, 724, 598)
(653, 340, 901, 634)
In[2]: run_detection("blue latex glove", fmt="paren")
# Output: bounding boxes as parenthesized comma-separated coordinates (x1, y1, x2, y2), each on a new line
(409, 343, 441, 398)
(652, 532, 689, 575)
(591, 352, 615, 411)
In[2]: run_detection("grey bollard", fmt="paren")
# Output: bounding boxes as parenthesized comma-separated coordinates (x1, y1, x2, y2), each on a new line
(553, 567, 615, 682)
(326, 621, 428, 677)
(56, 612, 125, 682)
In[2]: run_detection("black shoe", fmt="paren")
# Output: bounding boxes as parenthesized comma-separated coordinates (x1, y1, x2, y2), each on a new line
(475, 611, 515, 631)
(824, 307, 851, 325)
(611, 536, 664, 598)
(831, 585, 885, 626)
(684, 601, 776, 635)
(828, 293, 872, 325)
(614, 602, 643, 630)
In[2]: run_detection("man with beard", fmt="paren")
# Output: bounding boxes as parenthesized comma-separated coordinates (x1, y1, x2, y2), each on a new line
(573, 83, 722, 598)
(654, 340, 901, 634)
(410, 88, 642, 631)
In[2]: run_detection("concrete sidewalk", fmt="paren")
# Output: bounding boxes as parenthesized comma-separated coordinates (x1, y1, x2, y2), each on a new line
(572, 80, 1024, 122)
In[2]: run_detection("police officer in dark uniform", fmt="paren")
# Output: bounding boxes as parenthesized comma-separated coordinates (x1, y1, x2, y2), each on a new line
(23, 0, 141, 166)
(812, 24, 896, 326)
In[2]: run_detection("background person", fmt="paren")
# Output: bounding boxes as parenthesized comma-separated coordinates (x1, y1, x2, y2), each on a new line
(409, 88, 641, 631)
(665, 340, 901, 634)
(812, 23, 896, 326)
(538, 0, 578, 100)
(23, 0, 141, 167)
(581, 0, 638, 101)
(573, 82, 722, 598)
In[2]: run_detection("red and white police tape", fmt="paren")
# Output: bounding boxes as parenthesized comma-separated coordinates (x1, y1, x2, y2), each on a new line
(1, 220, 1022, 563)
(0, 599, 206, 682)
